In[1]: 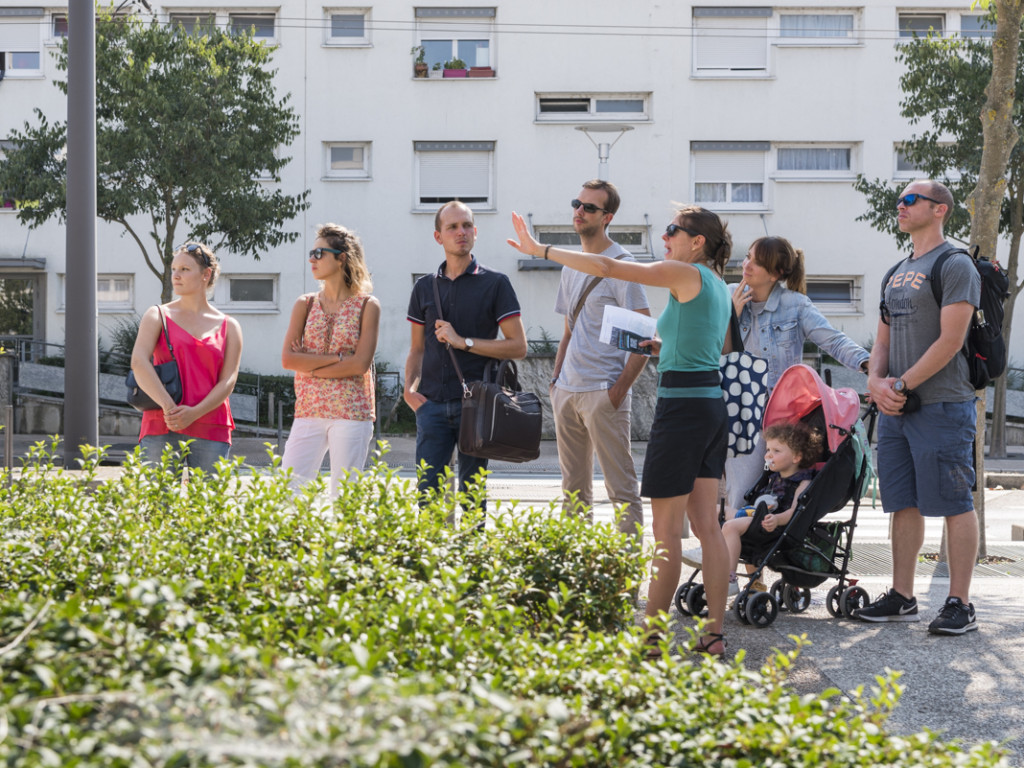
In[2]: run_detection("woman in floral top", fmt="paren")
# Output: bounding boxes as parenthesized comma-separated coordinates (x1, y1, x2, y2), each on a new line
(281, 223, 380, 497)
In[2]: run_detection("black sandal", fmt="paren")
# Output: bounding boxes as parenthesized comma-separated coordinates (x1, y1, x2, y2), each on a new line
(692, 632, 727, 657)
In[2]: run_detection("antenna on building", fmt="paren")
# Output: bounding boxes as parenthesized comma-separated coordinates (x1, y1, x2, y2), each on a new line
(575, 124, 633, 181)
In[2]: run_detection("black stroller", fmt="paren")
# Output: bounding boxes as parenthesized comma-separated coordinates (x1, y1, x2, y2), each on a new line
(674, 364, 876, 628)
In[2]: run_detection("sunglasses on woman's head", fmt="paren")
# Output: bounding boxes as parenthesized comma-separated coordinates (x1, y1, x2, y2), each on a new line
(571, 198, 610, 215)
(896, 193, 941, 208)
(309, 247, 343, 260)
(176, 242, 211, 266)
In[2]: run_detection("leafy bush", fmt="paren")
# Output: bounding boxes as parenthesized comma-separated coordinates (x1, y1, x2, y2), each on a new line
(0, 444, 1007, 767)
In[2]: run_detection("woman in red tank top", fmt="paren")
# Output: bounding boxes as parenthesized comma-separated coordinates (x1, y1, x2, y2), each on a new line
(130, 242, 244, 473)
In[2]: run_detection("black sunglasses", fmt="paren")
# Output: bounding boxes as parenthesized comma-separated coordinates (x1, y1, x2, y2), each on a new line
(309, 247, 343, 260)
(177, 242, 212, 267)
(571, 198, 610, 215)
(897, 193, 941, 208)
(665, 224, 700, 238)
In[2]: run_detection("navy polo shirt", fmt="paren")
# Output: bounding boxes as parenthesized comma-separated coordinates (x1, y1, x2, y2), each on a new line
(407, 257, 522, 402)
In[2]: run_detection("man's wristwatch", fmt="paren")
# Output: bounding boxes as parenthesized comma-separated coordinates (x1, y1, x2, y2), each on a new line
(893, 378, 907, 393)
(464, 337, 475, 351)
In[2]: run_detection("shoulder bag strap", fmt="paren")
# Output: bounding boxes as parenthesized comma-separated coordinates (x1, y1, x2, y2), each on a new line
(725, 306, 744, 355)
(432, 276, 469, 396)
(878, 257, 910, 326)
(568, 252, 631, 331)
(155, 305, 176, 361)
(301, 294, 316, 339)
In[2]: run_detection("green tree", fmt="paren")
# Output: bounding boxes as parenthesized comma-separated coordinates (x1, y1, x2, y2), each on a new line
(0, 8, 309, 303)
(853, 7, 1023, 462)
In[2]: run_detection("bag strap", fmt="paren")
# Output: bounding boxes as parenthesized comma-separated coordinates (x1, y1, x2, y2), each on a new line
(568, 252, 631, 331)
(432, 276, 470, 397)
(725, 306, 744, 355)
(300, 293, 316, 340)
(154, 305, 176, 361)
(878, 258, 908, 327)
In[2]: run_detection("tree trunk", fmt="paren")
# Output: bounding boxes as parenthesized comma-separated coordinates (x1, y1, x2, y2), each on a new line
(964, 0, 1024, 559)
(989, 181, 1023, 458)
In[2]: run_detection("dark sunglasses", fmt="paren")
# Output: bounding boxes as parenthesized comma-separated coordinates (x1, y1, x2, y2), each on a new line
(571, 198, 610, 215)
(177, 242, 212, 267)
(309, 247, 343, 260)
(664, 224, 700, 238)
(897, 193, 941, 208)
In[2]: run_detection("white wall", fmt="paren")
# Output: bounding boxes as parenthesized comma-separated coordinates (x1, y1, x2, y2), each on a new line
(0, 0, 1019, 379)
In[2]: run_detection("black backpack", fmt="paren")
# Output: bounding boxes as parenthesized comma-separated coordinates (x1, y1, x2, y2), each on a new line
(880, 245, 1009, 390)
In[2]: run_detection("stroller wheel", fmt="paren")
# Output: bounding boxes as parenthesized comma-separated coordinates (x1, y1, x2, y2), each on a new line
(840, 585, 869, 618)
(783, 585, 812, 613)
(685, 583, 708, 617)
(745, 591, 779, 628)
(734, 588, 751, 625)
(674, 582, 693, 616)
(826, 585, 844, 618)
(770, 579, 787, 612)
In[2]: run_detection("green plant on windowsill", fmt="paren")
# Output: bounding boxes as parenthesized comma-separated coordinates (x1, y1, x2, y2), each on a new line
(444, 58, 467, 70)
(411, 45, 427, 77)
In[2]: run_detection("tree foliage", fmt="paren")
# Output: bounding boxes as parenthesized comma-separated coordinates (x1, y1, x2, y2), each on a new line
(0, 9, 309, 302)
(853, 9, 1024, 460)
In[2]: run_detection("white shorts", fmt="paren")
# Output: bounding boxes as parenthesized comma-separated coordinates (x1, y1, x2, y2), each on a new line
(282, 416, 374, 497)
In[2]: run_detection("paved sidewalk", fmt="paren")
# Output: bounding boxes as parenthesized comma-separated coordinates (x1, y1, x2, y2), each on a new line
(5, 433, 1024, 763)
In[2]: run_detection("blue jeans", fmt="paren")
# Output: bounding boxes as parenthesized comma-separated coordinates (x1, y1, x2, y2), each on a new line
(414, 398, 488, 507)
(140, 433, 231, 474)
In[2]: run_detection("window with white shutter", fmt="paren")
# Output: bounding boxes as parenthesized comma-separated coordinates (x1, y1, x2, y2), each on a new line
(415, 141, 495, 210)
(691, 142, 768, 210)
(0, 8, 44, 73)
(693, 7, 769, 76)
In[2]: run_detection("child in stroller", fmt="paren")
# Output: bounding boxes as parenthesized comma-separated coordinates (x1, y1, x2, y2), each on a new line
(676, 363, 874, 628)
(723, 422, 824, 594)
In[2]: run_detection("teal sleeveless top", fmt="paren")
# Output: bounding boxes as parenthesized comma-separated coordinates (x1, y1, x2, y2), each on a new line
(655, 263, 730, 398)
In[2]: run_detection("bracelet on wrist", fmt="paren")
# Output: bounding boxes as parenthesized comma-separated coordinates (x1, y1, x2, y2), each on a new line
(543, 244, 552, 261)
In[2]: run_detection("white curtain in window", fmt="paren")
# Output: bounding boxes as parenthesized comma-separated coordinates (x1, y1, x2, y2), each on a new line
(694, 16, 768, 71)
(419, 151, 490, 200)
(779, 14, 853, 38)
(778, 148, 850, 171)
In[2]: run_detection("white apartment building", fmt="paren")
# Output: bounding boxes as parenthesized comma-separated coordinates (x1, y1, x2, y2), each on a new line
(0, 1, 1016, 378)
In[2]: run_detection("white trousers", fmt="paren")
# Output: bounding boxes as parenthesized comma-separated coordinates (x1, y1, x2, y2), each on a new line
(282, 417, 374, 498)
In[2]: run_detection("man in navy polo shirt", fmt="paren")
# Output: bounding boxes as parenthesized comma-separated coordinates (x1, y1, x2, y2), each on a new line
(404, 200, 527, 508)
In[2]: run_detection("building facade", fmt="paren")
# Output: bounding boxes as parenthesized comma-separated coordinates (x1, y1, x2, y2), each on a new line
(0, 1, 1013, 377)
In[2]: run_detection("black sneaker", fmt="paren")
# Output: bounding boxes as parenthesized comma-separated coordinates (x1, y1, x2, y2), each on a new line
(853, 588, 920, 622)
(928, 596, 978, 635)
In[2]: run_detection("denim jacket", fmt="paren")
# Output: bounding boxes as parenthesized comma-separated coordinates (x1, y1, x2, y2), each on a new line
(734, 283, 869, 392)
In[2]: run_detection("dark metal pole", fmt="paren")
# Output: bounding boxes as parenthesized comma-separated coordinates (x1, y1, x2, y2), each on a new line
(63, 0, 98, 467)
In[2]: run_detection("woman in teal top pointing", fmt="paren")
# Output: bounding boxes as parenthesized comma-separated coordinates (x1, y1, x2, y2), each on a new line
(510, 205, 733, 657)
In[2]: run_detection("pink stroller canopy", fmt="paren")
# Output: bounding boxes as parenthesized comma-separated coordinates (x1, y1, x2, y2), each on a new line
(762, 364, 862, 453)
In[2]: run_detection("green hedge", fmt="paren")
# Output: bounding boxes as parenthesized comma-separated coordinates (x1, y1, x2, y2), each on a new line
(0, 443, 1007, 767)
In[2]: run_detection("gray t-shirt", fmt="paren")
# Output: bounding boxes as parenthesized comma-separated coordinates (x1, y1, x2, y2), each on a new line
(553, 242, 649, 392)
(885, 242, 981, 405)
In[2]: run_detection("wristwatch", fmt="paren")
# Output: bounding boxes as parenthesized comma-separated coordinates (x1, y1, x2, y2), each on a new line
(893, 378, 907, 393)
(464, 337, 475, 351)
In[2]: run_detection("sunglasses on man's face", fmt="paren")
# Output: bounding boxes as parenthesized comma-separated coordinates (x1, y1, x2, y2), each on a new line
(896, 193, 941, 208)
(571, 198, 610, 215)
(664, 224, 700, 238)
(309, 247, 343, 260)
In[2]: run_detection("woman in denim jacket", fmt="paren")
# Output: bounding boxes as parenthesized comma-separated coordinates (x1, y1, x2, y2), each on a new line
(725, 236, 869, 511)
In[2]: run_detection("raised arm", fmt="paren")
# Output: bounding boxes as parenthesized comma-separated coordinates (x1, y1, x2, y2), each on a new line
(508, 211, 702, 300)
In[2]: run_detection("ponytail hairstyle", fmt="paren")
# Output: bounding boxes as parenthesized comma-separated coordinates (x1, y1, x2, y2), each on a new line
(749, 236, 806, 294)
(674, 205, 732, 275)
(316, 223, 373, 294)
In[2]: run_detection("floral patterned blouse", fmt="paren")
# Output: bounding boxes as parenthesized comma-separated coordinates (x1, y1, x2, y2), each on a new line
(293, 294, 375, 422)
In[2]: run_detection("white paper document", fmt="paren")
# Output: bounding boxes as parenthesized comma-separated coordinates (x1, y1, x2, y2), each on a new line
(600, 305, 658, 354)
